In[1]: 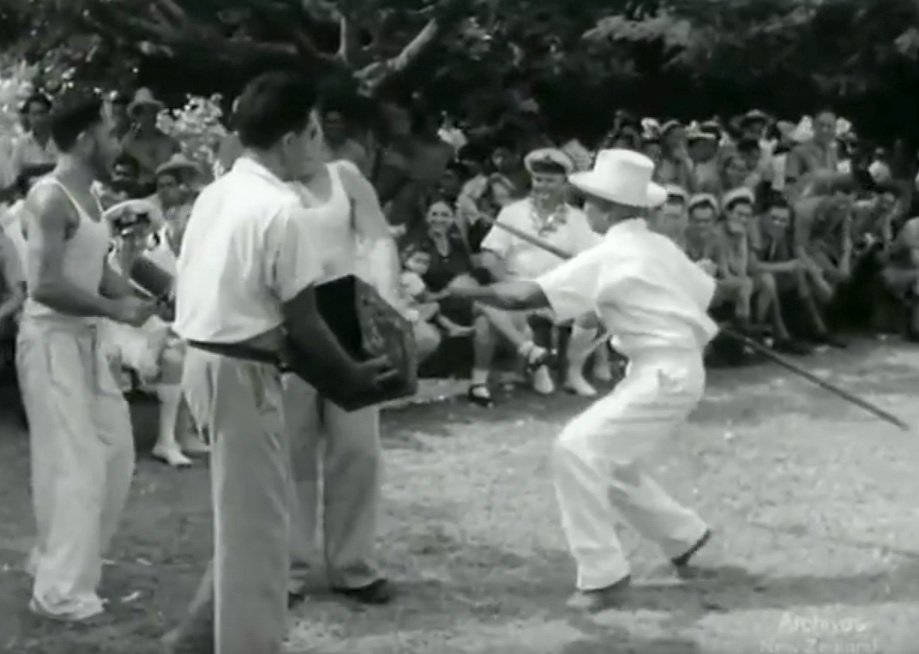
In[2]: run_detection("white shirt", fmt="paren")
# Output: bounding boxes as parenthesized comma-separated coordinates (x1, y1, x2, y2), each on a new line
(481, 198, 600, 279)
(536, 218, 718, 357)
(173, 157, 321, 343)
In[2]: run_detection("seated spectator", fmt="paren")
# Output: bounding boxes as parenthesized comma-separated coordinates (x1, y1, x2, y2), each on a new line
(684, 193, 753, 331)
(320, 102, 371, 177)
(650, 184, 689, 246)
(147, 153, 199, 224)
(103, 201, 208, 466)
(719, 152, 753, 195)
(881, 215, 919, 340)
(656, 121, 693, 189)
(478, 148, 604, 400)
(736, 136, 773, 193)
(120, 88, 180, 191)
(400, 245, 471, 362)
(9, 93, 57, 185)
(785, 109, 839, 198)
(791, 174, 854, 347)
(687, 124, 721, 194)
(457, 173, 516, 258)
(96, 153, 143, 208)
(415, 198, 548, 399)
(488, 138, 528, 198)
(744, 194, 813, 354)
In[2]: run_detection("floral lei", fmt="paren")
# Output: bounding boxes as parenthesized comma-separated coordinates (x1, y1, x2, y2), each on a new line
(528, 195, 569, 236)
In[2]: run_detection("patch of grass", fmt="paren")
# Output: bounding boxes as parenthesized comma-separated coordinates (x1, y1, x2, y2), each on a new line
(2, 342, 919, 653)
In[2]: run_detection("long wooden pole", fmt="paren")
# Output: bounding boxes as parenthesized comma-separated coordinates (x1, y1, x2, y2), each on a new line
(483, 216, 910, 432)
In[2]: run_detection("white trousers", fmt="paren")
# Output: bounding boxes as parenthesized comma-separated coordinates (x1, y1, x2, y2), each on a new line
(181, 350, 290, 654)
(283, 375, 382, 590)
(16, 317, 135, 620)
(552, 348, 709, 590)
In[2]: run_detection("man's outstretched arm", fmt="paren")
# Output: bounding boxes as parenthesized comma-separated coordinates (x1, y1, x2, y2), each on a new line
(450, 280, 549, 311)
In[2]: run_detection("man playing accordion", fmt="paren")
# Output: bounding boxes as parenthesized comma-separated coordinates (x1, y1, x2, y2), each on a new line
(165, 72, 393, 654)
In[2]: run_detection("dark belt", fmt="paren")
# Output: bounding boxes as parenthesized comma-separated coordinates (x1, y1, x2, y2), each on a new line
(187, 340, 287, 369)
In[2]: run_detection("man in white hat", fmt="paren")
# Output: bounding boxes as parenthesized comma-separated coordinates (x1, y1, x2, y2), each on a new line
(476, 147, 607, 403)
(450, 149, 716, 612)
(121, 88, 179, 190)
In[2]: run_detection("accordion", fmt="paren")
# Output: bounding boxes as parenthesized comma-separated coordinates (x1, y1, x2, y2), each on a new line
(285, 275, 418, 411)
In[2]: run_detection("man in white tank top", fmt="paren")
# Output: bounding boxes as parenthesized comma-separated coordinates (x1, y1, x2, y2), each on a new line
(284, 154, 404, 604)
(16, 91, 156, 622)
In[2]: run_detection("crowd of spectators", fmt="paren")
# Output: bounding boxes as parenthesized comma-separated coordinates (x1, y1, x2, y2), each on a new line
(3, 86, 919, 414)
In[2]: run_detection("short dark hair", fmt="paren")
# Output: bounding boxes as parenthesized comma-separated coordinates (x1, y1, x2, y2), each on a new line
(234, 71, 319, 149)
(22, 92, 52, 114)
(49, 90, 104, 152)
(765, 194, 791, 213)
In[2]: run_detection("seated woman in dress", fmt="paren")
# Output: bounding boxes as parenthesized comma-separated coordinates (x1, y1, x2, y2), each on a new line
(416, 199, 548, 403)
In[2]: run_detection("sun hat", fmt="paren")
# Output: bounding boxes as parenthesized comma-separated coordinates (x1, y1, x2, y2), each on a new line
(569, 149, 667, 208)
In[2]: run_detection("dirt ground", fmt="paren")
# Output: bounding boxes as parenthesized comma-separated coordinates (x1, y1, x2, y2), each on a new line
(2, 340, 919, 654)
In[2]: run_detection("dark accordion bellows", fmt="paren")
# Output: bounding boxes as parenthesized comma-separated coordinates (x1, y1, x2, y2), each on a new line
(287, 275, 418, 411)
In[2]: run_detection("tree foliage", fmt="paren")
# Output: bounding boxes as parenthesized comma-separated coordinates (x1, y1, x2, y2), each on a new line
(3, 0, 919, 142)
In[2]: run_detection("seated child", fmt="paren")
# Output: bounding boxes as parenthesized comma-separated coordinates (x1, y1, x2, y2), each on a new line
(401, 247, 475, 361)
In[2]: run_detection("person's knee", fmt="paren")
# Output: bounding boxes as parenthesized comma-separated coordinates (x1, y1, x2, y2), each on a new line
(755, 273, 777, 297)
(414, 322, 441, 361)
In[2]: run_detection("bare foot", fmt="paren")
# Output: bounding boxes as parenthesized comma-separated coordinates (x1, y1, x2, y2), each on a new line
(152, 444, 193, 467)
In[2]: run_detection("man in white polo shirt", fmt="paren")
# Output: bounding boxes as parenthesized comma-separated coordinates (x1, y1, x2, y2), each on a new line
(451, 149, 716, 613)
(166, 72, 391, 654)
(476, 148, 604, 403)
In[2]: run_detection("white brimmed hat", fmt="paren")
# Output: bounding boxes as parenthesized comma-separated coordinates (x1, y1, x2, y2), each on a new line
(103, 198, 164, 234)
(523, 148, 574, 176)
(722, 187, 756, 210)
(569, 149, 667, 208)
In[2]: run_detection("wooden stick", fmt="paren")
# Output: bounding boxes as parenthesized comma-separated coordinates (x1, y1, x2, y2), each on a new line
(482, 215, 910, 432)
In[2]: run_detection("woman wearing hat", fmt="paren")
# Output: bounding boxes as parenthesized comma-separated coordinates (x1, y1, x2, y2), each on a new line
(452, 149, 715, 611)
(121, 88, 180, 190)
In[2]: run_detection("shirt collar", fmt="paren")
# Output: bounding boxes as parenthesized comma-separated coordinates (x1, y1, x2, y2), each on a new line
(604, 217, 648, 240)
(231, 156, 291, 192)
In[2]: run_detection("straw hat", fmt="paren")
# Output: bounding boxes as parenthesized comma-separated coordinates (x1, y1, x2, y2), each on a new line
(128, 88, 165, 117)
(155, 153, 200, 179)
(569, 149, 666, 208)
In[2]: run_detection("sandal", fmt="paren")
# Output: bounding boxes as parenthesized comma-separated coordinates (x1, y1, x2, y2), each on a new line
(467, 383, 493, 407)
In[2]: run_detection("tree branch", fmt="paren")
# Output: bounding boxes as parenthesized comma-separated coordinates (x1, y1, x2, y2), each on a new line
(355, 18, 443, 95)
(336, 13, 351, 64)
(88, 3, 304, 68)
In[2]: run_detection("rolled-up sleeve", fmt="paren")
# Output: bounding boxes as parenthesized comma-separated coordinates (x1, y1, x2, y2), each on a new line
(535, 248, 601, 323)
(264, 206, 322, 302)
